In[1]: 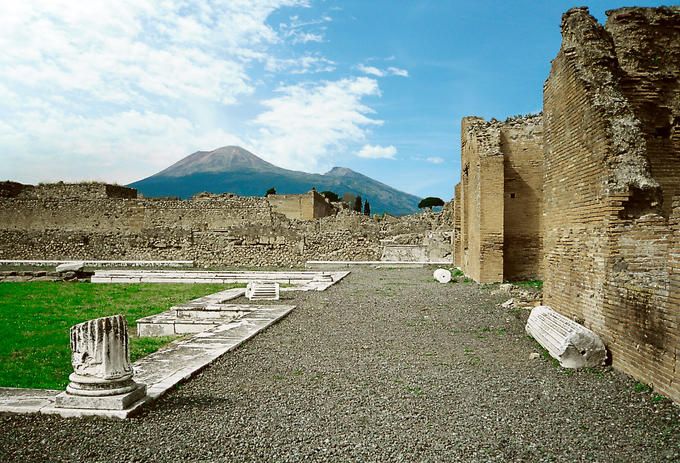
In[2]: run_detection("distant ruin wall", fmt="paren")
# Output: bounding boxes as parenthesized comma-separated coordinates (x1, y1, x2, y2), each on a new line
(267, 190, 336, 220)
(543, 7, 679, 402)
(0, 184, 451, 267)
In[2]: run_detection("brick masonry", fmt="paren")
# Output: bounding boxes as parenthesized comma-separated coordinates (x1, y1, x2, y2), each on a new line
(451, 6, 679, 402)
(542, 6, 679, 403)
(453, 115, 544, 283)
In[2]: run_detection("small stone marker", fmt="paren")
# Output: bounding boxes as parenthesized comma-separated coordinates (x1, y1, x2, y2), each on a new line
(56, 261, 85, 273)
(526, 306, 607, 368)
(433, 268, 452, 283)
(312, 272, 334, 283)
(246, 281, 280, 301)
(55, 315, 146, 410)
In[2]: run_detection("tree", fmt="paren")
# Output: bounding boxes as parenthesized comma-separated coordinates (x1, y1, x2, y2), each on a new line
(363, 199, 371, 216)
(353, 195, 363, 212)
(418, 197, 445, 209)
(321, 190, 339, 202)
(265, 187, 276, 196)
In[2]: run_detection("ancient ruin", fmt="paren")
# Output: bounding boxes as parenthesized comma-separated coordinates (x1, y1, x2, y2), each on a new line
(55, 315, 146, 410)
(0, 181, 452, 267)
(453, 115, 544, 283)
(452, 6, 680, 403)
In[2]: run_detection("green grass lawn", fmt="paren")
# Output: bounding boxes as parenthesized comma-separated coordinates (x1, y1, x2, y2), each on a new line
(0, 282, 242, 390)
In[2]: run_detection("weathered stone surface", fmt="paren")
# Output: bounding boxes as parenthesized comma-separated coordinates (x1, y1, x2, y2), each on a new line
(0, 185, 453, 267)
(56, 315, 146, 410)
(55, 261, 85, 273)
(433, 268, 452, 283)
(526, 306, 607, 369)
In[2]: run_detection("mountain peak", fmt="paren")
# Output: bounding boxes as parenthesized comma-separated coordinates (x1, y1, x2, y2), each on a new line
(130, 148, 422, 215)
(154, 146, 279, 177)
(325, 167, 357, 177)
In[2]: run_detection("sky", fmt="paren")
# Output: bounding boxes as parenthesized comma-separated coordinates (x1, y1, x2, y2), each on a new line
(0, 0, 670, 200)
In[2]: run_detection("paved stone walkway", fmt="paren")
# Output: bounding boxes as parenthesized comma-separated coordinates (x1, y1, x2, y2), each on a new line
(1, 268, 678, 462)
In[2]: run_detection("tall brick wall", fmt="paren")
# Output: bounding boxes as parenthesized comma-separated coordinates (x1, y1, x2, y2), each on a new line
(266, 190, 336, 220)
(543, 7, 679, 402)
(452, 183, 462, 268)
(459, 117, 504, 283)
(455, 116, 543, 283)
(501, 116, 544, 281)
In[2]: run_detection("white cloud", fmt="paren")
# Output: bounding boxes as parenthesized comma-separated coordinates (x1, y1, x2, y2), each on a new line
(253, 77, 383, 171)
(387, 66, 409, 77)
(357, 65, 385, 77)
(280, 14, 331, 44)
(357, 144, 397, 159)
(0, 0, 327, 183)
(1, 107, 245, 184)
(266, 55, 336, 74)
(0, 1, 309, 105)
(357, 64, 409, 78)
(426, 156, 445, 164)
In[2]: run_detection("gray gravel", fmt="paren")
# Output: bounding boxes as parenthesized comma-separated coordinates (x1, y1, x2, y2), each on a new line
(1, 267, 679, 462)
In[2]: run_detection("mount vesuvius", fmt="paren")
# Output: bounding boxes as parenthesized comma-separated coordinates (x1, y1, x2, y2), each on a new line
(129, 146, 422, 215)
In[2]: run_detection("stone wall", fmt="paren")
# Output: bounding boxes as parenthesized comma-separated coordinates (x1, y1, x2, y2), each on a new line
(267, 190, 336, 220)
(542, 6, 679, 403)
(454, 115, 543, 283)
(0, 183, 451, 267)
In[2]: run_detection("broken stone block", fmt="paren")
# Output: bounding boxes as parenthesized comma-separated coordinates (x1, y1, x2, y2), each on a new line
(501, 298, 515, 309)
(526, 306, 607, 369)
(499, 283, 514, 293)
(433, 268, 452, 283)
(246, 281, 280, 301)
(56, 261, 85, 273)
(55, 315, 146, 410)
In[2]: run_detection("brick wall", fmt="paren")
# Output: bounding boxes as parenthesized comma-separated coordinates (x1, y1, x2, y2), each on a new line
(455, 116, 543, 283)
(543, 7, 679, 402)
(266, 190, 336, 220)
(501, 116, 544, 280)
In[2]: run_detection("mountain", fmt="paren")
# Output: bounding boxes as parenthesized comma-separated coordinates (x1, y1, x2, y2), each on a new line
(129, 146, 422, 215)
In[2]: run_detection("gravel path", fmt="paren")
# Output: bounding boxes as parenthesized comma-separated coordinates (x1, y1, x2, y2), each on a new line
(1, 268, 679, 462)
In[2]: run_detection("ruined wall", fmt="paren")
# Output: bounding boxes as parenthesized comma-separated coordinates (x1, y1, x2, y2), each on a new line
(456, 116, 543, 283)
(606, 7, 680, 219)
(0, 183, 449, 267)
(266, 190, 335, 221)
(460, 117, 504, 283)
(501, 116, 544, 280)
(543, 7, 679, 402)
(452, 183, 462, 268)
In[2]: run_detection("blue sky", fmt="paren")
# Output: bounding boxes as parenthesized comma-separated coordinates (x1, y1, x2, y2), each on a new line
(0, 0, 669, 200)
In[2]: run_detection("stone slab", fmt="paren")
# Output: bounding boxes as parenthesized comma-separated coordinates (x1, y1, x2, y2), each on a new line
(55, 384, 146, 410)
(526, 305, 608, 368)
(306, 261, 451, 269)
(0, 387, 60, 414)
(0, 260, 193, 268)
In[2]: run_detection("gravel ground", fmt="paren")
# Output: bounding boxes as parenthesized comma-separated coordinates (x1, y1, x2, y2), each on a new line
(1, 267, 679, 462)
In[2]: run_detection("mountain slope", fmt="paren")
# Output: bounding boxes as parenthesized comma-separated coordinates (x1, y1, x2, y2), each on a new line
(129, 146, 421, 215)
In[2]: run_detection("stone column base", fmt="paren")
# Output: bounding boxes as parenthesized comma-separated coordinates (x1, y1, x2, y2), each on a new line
(55, 383, 146, 411)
